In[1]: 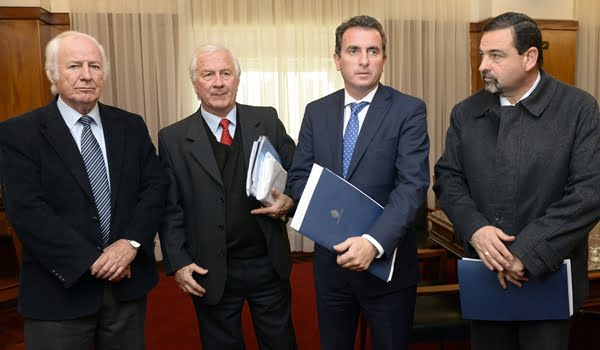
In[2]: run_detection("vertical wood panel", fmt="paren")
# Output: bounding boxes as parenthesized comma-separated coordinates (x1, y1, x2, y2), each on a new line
(0, 7, 69, 121)
(0, 19, 45, 120)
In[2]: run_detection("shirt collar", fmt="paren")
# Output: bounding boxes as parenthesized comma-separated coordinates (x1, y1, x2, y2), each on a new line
(500, 71, 541, 106)
(201, 105, 237, 133)
(57, 96, 101, 128)
(344, 85, 379, 107)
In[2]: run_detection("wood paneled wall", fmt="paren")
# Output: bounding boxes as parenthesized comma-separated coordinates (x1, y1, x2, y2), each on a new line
(470, 19, 578, 94)
(0, 7, 69, 121)
(0, 6, 69, 302)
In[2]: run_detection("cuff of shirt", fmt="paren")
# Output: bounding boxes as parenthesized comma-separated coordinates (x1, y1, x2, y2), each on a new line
(361, 234, 384, 258)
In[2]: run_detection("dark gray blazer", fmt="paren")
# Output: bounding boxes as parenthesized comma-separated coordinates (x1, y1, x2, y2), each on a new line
(158, 104, 296, 305)
(434, 70, 600, 310)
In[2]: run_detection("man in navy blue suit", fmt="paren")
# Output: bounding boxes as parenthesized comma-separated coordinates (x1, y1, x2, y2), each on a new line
(288, 15, 430, 350)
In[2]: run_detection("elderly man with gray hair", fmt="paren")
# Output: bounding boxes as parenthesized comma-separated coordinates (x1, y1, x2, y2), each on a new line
(0, 30, 168, 349)
(158, 44, 297, 349)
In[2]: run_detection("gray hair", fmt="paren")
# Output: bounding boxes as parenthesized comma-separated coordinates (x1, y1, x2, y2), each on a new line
(45, 30, 110, 95)
(189, 44, 241, 83)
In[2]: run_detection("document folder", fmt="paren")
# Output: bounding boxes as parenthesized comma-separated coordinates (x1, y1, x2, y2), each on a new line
(246, 136, 286, 205)
(458, 258, 573, 320)
(290, 163, 396, 282)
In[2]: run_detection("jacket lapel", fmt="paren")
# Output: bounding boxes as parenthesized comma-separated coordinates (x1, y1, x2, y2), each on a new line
(347, 85, 391, 178)
(40, 102, 95, 204)
(185, 110, 224, 187)
(99, 103, 124, 211)
(237, 104, 263, 171)
(328, 91, 345, 175)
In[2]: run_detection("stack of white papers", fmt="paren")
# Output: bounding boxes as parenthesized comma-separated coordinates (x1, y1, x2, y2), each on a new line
(246, 136, 287, 205)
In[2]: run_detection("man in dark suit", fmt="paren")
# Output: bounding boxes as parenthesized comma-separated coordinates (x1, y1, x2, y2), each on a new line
(158, 45, 297, 349)
(288, 15, 430, 350)
(434, 12, 600, 350)
(0, 31, 168, 350)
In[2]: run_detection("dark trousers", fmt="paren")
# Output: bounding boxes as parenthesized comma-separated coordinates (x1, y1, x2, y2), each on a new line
(313, 246, 417, 350)
(471, 319, 572, 350)
(192, 255, 296, 350)
(24, 286, 147, 350)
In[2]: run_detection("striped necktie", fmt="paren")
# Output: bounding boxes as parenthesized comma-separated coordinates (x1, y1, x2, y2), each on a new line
(342, 101, 369, 178)
(79, 116, 111, 247)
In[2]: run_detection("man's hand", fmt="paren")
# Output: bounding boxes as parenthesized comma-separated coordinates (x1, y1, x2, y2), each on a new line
(333, 237, 378, 271)
(91, 239, 138, 281)
(174, 263, 208, 297)
(503, 256, 526, 282)
(496, 268, 528, 289)
(251, 188, 294, 219)
(110, 265, 132, 283)
(470, 226, 515, 271)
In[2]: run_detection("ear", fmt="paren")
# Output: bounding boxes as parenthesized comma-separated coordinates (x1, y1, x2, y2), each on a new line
(333, 53, 341, 71)
(523, 47, 539, 72)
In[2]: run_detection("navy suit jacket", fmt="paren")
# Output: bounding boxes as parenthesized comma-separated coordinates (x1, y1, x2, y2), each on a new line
(158, 104, 296, 305)
(288, 84, 430, 288)
(0, 99, 168, 320)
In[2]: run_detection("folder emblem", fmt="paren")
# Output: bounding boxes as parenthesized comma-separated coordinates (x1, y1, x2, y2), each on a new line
(330, 209, 343, 224)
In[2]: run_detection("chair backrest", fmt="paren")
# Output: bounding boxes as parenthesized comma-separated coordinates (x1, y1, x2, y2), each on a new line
(412, 248, 469, 348)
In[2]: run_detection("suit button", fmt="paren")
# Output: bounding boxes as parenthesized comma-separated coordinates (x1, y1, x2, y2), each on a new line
(91, 216, 99, 222)
(219, 197, 224, 204)
(219, 250, 225, 256)
(218, 225, 224, 231)
(493, 214, 502, 223)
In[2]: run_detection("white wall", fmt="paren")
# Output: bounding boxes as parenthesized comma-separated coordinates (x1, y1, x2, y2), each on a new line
(470, 0, 575, 21)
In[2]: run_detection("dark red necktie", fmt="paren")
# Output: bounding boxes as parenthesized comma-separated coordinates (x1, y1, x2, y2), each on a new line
(219, 118, 232, 145)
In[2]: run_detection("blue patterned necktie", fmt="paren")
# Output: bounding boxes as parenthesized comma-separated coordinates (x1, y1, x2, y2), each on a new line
(342, 101, 369, 178)
(79, 116, 111, 247)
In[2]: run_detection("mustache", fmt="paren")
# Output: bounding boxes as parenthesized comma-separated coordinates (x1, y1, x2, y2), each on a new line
(481, 70, 497, 81)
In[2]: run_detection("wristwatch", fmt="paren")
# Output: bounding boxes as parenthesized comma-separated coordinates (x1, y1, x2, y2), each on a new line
(129, 240, 141, 251)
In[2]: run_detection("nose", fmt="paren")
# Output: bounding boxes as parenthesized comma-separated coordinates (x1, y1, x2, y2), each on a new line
(358, 51, 369, 66)
(479, 56, 490, 73)
(80, 64, 92, 80)
(213, 73, 225, 87)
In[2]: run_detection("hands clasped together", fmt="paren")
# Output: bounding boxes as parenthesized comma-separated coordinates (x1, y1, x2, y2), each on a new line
(90, 239, 138, 282)
(470, 225, 528, 289)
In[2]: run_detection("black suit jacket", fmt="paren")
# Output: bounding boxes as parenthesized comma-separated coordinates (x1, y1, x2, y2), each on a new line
(0, 99, 168, 320)
(158, 104, 296, 305)
(288, 85, 430, 288)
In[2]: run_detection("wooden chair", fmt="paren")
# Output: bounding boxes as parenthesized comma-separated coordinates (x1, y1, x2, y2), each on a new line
(412, 248, 468, 349)
(357, 248, 468, 350)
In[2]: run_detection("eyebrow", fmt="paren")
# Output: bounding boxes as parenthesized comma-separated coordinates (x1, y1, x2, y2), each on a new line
(66, 60, 101, 64)
(346, 45, 380, 51)
(479, 48, 505, 54)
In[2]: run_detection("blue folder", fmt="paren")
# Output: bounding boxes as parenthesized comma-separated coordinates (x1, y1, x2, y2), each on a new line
(458, 258, 573, 320)
(290, 164, 396, 282)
